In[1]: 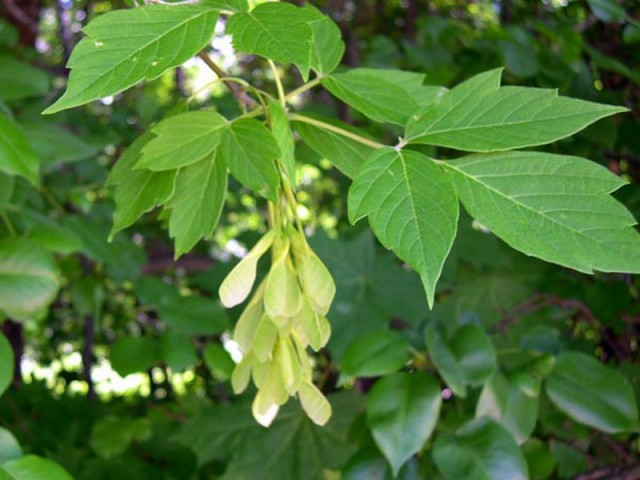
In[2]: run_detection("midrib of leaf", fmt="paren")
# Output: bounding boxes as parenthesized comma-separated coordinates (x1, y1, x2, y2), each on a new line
(443, 162, 632, 264)
(72, 9, 213, 95)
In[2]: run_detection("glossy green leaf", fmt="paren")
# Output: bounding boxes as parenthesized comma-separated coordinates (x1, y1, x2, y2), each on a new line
(166, 153, 227, 257)
(0, 456, 73, 480)
(545, 352, 639, 433)
(292, 114, 376, 178)
(0, 427, 21, 463)
(349, 148, 458, 307)
(136, 111, 228, 171)
(341, 331, 409, 377)
(268, 99, 296, 183)
(367, 372, 441, 476)
(44, 4, 219, 113)
(433, 417, 528, 480)
(587, 0, 626, 23)
(0, 113, 39, 185)
(523, 439, 555, 480)
(426, 324, 496, 397)
(203, 342, 235, 379)
(323, 68, 425, 125)
(107, 133, 176, 237)
(443, 151, 640, 274)
(476, 370, 538, 444)
(110, 337, 160, 377)
(405, 68, 626, 151)
(0, 239, 60, 321)
(227, 2, 313, 80)
(0, 332, 12, 397)
(0, 56, 49, 101)
(220, 118, 280, 201)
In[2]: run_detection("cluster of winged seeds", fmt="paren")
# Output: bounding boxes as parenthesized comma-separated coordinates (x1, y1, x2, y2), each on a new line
(219, 226, 335, 427)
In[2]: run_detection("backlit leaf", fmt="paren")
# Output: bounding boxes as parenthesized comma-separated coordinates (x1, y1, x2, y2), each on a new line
(44, 4, 219, 113)
(0, 113, 39, 185)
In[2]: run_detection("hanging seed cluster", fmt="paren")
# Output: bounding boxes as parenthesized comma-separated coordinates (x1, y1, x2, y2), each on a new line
(219, 227, 336, 427)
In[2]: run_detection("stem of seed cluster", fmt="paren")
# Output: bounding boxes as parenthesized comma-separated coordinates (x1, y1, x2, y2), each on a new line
(198, 50, 257, 109)
(268, 60, 286, 107)
(288, 114, 386, 149)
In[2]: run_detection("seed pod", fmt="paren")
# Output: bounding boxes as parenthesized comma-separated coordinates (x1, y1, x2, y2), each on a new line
(219, 230, 275, 308)
(296, 299, 331, 351)
(264, 244, 303, 319)
(274, 334, 302, 394)
(252, 315, 278, 362)
(291, 334, 313, 381)
(252, 392, 279, 428)
(299, 380, 332, 426)
(233, 281, 266, 352)
(296, 250, 335, 316)
(231, 353, 254, 394)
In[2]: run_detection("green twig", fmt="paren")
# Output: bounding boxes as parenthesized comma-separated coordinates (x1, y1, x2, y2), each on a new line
(268, 59, 286, 107)
(2, 212, 16, 236)
(285, 77, 322, 102)
(288, 114, 386, 149)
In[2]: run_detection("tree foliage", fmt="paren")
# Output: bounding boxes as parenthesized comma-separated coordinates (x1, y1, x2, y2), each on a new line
(0, 0, 640, 478)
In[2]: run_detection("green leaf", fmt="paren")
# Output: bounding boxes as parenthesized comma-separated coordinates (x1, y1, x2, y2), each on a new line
(0, 20, 18, 48)
(367, 372, 441, 476)
(268, 99, 296, 182)
(523, 439, 555, 480)
(587, 0, 626, 23)
(0, 456, 73, 480)
(110, 337, 160, 377)
(176, 392, 363, 478)
(107, 133, 176, 237)
(0, 173, 13, 214)
(545, 352, 639, 433)
(443, 151, 640, 274)
(136, 111, 228, 171)
(201, 0, 248, 12)
(156, 294, 228, 335)
(0, 428, 22, 463)
(425, 324, 496, 397)
(306, 6, 344, 75)
(0, 239, 60, 321)
(160, 332, 198, 371)
(203, 342, 235, 379)
(221, 118, 280, 201)
(166, 153, 227, 257)
(19, 121, 97, 170)
(292, 114, 375, 178)
(433, 418, 528, 480)
(341, 331, 409, 377)
(90, 416, 151, 458)
(405, 68, 626, 151)
(0, 332, 12, 397)
(0, 56, 49, 101)
(349, 148, 458, 307)
(43, 4, 219, 114)
(476, 370, 538, 444)
(0, 113, 39, 185)
(322, 68, 425, 125)
(227, 2, 313, 80)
